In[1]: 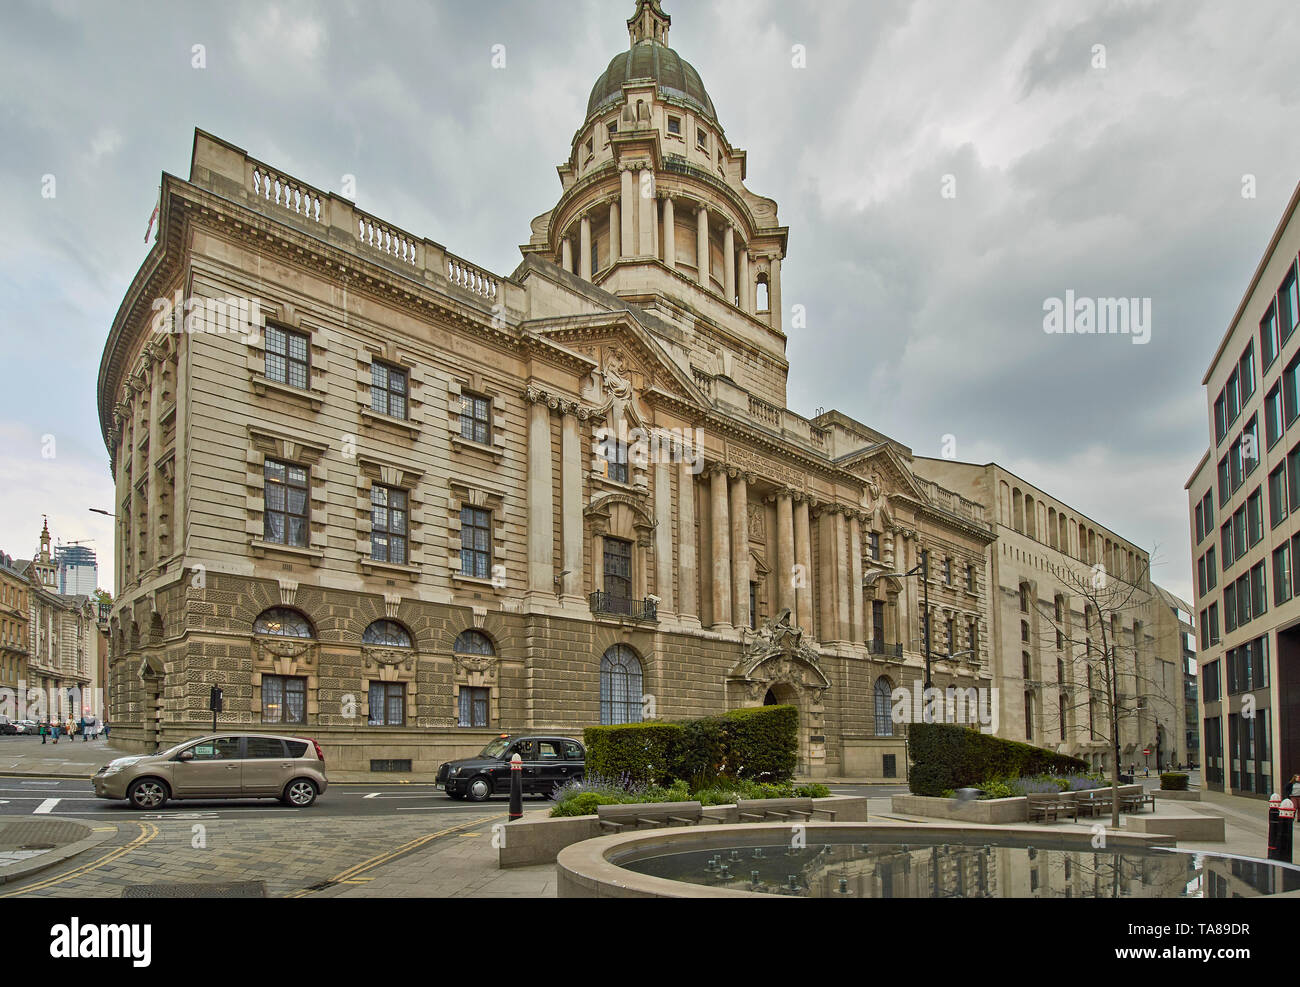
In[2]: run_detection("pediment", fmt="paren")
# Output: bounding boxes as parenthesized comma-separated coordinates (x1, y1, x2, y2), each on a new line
(839, 443, 927, 505)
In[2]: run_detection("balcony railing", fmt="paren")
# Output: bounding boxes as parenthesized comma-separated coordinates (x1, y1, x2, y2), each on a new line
(589, 591, 658, 622)
(868, 639, 903, 658)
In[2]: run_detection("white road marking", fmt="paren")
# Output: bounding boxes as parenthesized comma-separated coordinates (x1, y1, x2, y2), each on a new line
(362, 792, 381, 799)
(34, 798, 60, 814)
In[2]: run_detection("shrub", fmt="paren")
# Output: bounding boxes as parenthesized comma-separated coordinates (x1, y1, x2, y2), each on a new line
(676, 715, 728, 787)
(583, 722, 686, 785)
(723, 705, 798, 781)
(795, 783, 831, 799)
(974, 778, 1017, 800)
(908, 723, 1089, 796)
(549, 791, 624, 817)
(1160, 772, 1189, 791)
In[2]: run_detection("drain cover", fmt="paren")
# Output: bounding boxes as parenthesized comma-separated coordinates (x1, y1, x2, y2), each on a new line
(122, 881, 266, 898)
(18, 844, 55, 851)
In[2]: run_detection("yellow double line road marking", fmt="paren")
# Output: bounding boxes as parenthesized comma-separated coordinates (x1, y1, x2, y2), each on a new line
(2, 822, 158, 897)
(286, 813, 499, 898)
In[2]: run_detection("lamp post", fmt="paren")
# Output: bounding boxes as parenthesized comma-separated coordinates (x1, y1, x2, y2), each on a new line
(865, 549, 933, 687)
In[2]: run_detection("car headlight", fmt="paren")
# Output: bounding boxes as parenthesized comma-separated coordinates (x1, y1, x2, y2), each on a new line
(449, 766, 460, 777)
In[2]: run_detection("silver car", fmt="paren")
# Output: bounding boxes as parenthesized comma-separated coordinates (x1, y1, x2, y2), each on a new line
(92, 733, 327, 809)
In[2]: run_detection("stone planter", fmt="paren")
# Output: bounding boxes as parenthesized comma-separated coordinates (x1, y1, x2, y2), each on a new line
(1155, 788, 1201, 801)
(890, 794, 1028, 824)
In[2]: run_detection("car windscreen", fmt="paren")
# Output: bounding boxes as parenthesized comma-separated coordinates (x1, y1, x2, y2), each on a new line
(478, 738, 510, 759)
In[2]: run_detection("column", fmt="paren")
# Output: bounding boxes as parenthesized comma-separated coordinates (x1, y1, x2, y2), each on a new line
(560, 236, 572, 273)
(738, 249, 751, 314)
(560, 408, 583, 603)
(834, 509, 851, 643)
(654, 461, 675, 616)
(663, 196, 675, 269)
(620, 168, 635, 257)
(130, 388, 143, 583)
(579, 215, 592, 281)
(723, 226, 735, 306)
(147, 355, 162, 568)
(678, 460, 699, 624)
(775, 490, 795, 616)
(794, 497, 812, 632)
(527, 397, 554, 595)
(608, 200, 620, 268)
(817, 508, 836, 643)
(638, 168, 656, 256)
(696, 205, 710, 288)
(849, 512, 864, 645)
(731, 471, 750, 630)
(172, 335, 188, 561)
(710, 465, 732, 628)
(770, 255, 783, 330)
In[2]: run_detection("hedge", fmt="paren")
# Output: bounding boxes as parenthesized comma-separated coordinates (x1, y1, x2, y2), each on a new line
(908, 722, 1089, 796)
(582, 722, 685, 784)
(723, 705, 798, 781)
(674, 715, 728, 786)
(1159, 772, 1189, 791)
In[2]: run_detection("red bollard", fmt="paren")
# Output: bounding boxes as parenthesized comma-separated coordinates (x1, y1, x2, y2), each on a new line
(1268, 793, 1282, 861)
(1280, 799, 1296, 864)
(508, 752, 523, 821)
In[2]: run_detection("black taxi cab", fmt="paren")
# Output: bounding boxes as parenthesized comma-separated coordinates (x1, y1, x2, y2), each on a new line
(436, 734, 585, 802)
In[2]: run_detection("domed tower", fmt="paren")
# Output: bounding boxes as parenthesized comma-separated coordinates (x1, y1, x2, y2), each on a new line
(523, 0, 790, 403)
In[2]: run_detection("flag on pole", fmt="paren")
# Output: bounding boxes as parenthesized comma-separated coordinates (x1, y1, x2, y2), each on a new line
(144, 187, 160, 243)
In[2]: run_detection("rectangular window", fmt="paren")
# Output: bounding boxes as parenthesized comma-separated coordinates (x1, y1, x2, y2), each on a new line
(967, 564, 976, 592)
(265, 325, 309, 390)
(1224, 583, 1237, 633)
(1275, 542, 1292, 606)
(667, 116, 681, 135)
(1266, 384, 1284, 449)
(868, 532, 880, 561)
(1289, 444, 1300, 513)
(1243, 415, 1260, 475)
(1230, 438, 1244, 492)
(1208, 602, 1219, 645)
(697, 127, 708, 149)
(370, 485, 408, 565)
(458, 686, 490, 728)
(605, 438, 629, 484)
(1217, 455, 1230, 505)
(946, 617, 955, 654)
(1238, 573, 1251, 627)
(942, 557, 952, 584)
(1282, 266, 1299, 344)
(1199, 608, 1209, 650)
(1195, 501, 1204, 543)
(1240, 342, 1256, 403)
(459, 506, 491, 579)
(368, 682, 405, 726)
(263, 460, 309, 547)
(1251, 562, 1268, 619)
(1215, 392, 1228, 445)
(1227, 368, 1241, 424)
(1203, 659, 1220, 702)
(603, 537, 633, 599)
(1262, 300, 1281, 369)
(1202, 491, 1215, 534)
(370, 362, 408, 419)
(1206, 546, 1217, 591)
(1233, 506, 1247, 561)
(1285, 353, 1300, 427)
(1247, 487, 1263, 546)
(1270, 464, 1289, 527)
(262, 675, 306, 724)
(459, 392, 491, 445)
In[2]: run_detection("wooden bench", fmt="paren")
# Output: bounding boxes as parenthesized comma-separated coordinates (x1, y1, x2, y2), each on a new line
(1074, 791, 1113, 818)
(1027, 793, 1078, 823)
(1122, 790, 1156, 813)
(596, 801, 705, 833)
(735, 797, 837, 823)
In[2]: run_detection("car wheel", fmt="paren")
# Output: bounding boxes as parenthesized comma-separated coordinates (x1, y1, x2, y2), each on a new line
(127, 778, 169, 810)
(466, 775, 493, 802)
(282, 779, 318, 807)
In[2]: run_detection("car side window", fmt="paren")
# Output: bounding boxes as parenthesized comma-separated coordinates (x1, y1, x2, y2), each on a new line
(245, 737, 288, 758)
(511, 740, 537, 761)
(538, 741, 561, 760)
(562, 741, 583, 760)
(188, 738, 241, 760)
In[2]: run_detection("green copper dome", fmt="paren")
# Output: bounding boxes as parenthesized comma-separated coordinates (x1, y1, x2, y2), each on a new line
(586, 40, 716, 123)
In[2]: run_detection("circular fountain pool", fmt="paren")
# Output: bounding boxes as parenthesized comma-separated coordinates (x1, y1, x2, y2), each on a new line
(556, 822, 1300, 898)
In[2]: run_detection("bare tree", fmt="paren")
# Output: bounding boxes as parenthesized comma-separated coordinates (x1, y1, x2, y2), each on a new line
(1025, 554, 1179, 830)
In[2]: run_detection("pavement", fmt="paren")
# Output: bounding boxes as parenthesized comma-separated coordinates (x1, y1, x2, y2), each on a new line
(0, 734, 124, 777)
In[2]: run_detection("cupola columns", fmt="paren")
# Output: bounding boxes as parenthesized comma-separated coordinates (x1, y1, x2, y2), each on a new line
(608, 200, 620, 268)
(723, 226, 735, 305)
(638, 168, 656, 256)
(738, 249, 751, 314)
(579, 215, 592, 280)
(561, 237, 573, 274)
(662, 196, 675, 268)
(696, 205, 709, 289)
(620, 170, 636, 256)
(770, 255, 783, 331)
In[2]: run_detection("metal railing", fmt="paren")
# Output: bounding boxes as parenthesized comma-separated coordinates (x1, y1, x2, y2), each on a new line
(868, 639, 903, 658)
(589, 591, 658, 622)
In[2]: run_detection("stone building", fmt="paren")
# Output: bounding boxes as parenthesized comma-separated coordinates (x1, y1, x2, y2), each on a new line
(0, 551, 29, 706)
(97, 0, 997, 780)
(913, 459, 1190, 772)
(1187, 175, 1300, 801)
(12, 521, 97, 721)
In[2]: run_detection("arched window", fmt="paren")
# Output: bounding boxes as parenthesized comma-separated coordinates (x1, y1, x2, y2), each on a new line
(873, 677, 894, 737)
(363, 619, 412, 647)
(600, 644, 643, 724)
(756, 273, 770, 313)
(253, 607, 313, 638)
(453, 630, 494, 656)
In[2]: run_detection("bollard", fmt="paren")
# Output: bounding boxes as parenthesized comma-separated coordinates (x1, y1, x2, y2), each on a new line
(1280, 798, 1296, 864)
(1268, 793, 1282, 861)
(508, 752, 523, 821)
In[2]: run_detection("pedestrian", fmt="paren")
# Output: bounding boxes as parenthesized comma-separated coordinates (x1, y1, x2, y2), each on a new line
(103, 721, 110, 741)
(51, 721, 59, 744)
(78, 717, 86, 742)
(1287, 773, 1300, 800)
(39, 720, 46, 745)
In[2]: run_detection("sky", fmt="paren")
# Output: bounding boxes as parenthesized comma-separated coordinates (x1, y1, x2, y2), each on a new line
(2, 0, 1299, 605)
